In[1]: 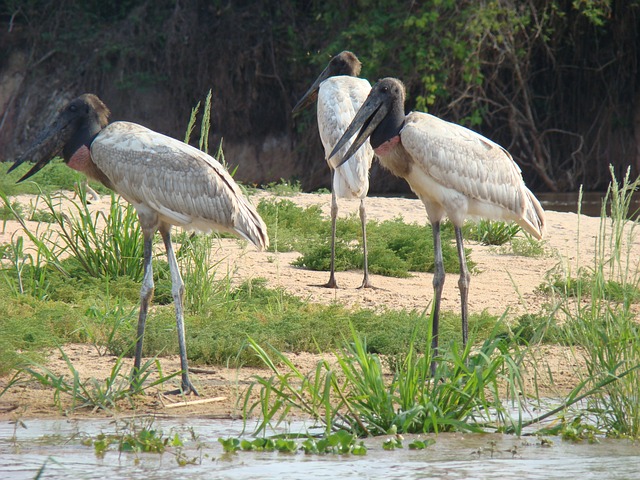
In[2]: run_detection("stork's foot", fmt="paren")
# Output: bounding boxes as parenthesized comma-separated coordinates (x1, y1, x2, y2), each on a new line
(73, 181, 100, 204)
(322, 279, 338, 289)
(165, 381, 200, 396)
(312, 282, 339, 289)
(357, 277, 380, 290)
(129, 379, 145, 394)
(87, 192, 101, 204)
(312, 275, 338, 289)
(129, 367, 147, 394)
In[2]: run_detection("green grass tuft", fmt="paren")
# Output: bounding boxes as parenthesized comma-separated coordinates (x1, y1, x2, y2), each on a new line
(258, 199, 474, 277)
(0, 159, 108, 196)
(244, 321, 523, 436)
(528, 167, 640, 438)
(262, 179, 303, 196)
(463, 219, 521, 245)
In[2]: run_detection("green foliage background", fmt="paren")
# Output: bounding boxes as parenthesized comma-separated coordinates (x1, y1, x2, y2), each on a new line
(2, 0, 637, 192)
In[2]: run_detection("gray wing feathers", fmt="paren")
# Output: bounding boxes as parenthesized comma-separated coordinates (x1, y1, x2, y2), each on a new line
(92, 122, 269, 250)
(402, 112, 545, 238)
(520, 188, 546, 240)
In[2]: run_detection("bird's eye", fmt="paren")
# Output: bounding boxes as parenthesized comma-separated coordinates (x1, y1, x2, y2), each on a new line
(69, 104, 77, 112)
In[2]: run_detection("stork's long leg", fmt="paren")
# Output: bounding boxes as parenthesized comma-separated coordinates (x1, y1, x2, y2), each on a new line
(430, 221, 445, 376)
(358, 198, 373, 289)
(160, 225, 199, 396)
(132, 230, 154, 390)
(455, 226, 470, 347)
(325, 171, 339, 289)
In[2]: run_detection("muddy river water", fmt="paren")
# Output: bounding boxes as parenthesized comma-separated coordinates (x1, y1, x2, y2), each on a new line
(1, 417, 639, 479)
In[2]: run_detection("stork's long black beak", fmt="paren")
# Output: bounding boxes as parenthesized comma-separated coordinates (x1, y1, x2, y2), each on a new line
(292, 64, 331, 116)
(8, 114, 74, 182)
(328, 93, 388, 169)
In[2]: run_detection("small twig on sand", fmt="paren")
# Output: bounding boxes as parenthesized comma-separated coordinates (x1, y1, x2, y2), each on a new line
(164, 396, 227, 409)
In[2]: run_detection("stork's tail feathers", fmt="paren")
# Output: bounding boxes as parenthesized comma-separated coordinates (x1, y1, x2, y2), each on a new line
(518, 188, 546, 240)
(235, 199, 270, 251)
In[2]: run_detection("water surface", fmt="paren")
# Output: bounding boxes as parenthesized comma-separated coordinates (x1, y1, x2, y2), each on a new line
(536, 191, 640, 217)
(1, 418, 639, 479)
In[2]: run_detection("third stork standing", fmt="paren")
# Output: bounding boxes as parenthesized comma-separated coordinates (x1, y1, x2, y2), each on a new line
(330, 77, 545, 371)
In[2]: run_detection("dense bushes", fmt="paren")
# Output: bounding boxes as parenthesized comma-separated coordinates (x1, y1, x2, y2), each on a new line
(2, 1, 638, 192)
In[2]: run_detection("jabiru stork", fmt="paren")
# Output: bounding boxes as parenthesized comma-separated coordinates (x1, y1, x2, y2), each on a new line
(329, 77, 545, 371)
(9, 94, 269, 395)
(293, 51, 375, 288)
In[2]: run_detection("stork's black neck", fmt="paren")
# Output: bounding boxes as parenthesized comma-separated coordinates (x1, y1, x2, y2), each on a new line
(62, 119, 102, 162)
(370, 101, 405, 150)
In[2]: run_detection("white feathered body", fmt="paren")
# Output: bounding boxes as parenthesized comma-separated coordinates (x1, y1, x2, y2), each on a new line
(317, 76, 373, 199)
(378, 112, 545, 239)
(88, 121, 269, 249)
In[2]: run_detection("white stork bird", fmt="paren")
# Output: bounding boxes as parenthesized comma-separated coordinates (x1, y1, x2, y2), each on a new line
(9, 94, 269, 395)
(329, 78, 545, 371)
(292, 51, 374, 288)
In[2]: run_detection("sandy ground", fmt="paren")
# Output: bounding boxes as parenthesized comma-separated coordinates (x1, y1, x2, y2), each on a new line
(0, 190, 634, 420)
